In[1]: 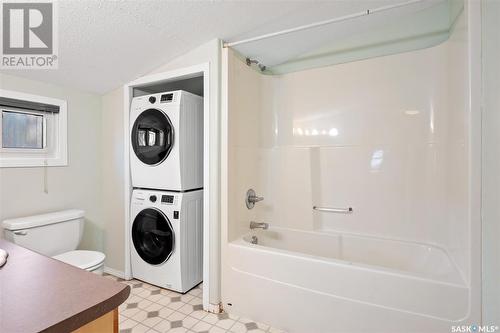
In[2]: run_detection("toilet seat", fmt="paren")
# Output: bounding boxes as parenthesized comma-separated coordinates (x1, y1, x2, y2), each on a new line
(53, 250, 105, 271)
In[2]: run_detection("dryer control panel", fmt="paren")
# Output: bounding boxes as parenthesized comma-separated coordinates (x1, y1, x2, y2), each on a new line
(161, 195, 174, 204)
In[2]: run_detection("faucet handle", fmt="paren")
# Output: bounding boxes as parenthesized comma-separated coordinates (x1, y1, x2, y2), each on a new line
(249, 195, 264, 202)
(245, 189, 264, 209)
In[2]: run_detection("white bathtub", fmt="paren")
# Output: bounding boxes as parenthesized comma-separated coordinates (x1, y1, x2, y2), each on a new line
(224, 227, 471, 333)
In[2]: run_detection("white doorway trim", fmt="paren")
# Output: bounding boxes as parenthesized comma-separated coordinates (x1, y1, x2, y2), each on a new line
(123, 63, 213, 310)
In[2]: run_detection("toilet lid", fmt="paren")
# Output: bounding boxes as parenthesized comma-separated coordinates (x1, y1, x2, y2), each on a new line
(53, 250, 105, 270)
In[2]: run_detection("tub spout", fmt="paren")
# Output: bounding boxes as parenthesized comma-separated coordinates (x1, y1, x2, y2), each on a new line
(250, 221, 269, 230)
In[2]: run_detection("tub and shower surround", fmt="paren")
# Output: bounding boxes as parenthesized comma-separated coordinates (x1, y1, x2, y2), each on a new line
(222, 7, 478, 333)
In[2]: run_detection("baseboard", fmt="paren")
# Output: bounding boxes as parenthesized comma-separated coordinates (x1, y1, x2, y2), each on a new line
(103, 266, 126, 279)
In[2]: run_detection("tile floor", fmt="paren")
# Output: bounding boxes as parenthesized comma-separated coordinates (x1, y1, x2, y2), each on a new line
(103, 274, 285, 333)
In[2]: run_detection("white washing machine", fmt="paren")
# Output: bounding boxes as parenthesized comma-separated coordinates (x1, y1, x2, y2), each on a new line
(130, 188, 203, 293)
(130, 90, 203, 191)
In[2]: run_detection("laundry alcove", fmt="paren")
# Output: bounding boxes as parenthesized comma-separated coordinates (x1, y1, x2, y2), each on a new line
(123, 63, 215, 311)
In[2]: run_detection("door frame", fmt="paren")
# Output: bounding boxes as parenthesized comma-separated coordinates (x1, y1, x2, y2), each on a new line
(123, 63, 214, 310)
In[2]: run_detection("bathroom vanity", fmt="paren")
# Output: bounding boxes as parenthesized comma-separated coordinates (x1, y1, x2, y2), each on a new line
(0, 239, 130, 333)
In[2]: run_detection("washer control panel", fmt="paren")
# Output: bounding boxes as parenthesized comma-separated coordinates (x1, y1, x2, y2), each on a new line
(132, 190, 178, 206)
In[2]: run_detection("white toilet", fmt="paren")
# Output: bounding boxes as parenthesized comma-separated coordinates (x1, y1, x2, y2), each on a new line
(2, 209, 105, 274)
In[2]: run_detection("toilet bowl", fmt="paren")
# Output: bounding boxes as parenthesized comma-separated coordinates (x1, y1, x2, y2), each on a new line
(2, 209, 106, 275)
(53, 250, 105, 275)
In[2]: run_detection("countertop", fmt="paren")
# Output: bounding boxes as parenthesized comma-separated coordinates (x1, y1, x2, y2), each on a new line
(0, 239, 130, 333)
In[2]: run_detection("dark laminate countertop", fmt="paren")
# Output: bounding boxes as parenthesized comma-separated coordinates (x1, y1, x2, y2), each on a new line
(0, 239, 130, 333)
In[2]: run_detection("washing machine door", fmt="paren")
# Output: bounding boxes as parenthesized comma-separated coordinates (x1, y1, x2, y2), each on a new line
(131, 108, 174, 165)
(132, 208, 174, 265)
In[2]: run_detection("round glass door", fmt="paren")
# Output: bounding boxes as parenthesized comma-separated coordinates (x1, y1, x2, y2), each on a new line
(131, 109, 174, 165)
(132, 208, 174, 265)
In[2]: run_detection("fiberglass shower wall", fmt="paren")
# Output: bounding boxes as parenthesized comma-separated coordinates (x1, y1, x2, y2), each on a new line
(226, 10, 470, 284)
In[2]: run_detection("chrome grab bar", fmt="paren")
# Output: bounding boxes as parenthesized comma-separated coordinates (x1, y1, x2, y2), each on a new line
(313, 206, 353, 214)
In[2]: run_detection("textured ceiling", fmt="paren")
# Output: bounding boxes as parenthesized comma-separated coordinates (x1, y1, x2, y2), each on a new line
(1, 0, 412, 94)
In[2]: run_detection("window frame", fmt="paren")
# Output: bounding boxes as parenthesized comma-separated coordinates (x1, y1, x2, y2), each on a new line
(0, 89, 67, 168)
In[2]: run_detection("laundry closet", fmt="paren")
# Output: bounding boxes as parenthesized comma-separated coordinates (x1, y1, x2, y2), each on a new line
(127, 74, 205, 294)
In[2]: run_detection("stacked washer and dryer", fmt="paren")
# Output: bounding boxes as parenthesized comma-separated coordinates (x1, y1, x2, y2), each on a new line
(129, 90, 203, 293)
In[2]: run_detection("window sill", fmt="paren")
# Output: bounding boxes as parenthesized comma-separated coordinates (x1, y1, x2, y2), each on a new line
(0, 157, 67, 168)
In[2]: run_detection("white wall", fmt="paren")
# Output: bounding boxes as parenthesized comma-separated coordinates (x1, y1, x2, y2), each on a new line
(101, 87, 126, 271)
(225, 49, 263, 240)
(0, 73, 103, 254)
(482, 0, 500, 324)
(226, 12, 470, 281)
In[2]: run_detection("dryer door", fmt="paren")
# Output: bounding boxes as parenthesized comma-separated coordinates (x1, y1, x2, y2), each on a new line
(132, 208, 174, 265)
(131, 108, 174, 165)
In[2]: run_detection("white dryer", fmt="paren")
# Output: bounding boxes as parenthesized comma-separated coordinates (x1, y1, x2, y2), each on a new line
(130, 90, 203, 191)
(130, 188, 203, 293)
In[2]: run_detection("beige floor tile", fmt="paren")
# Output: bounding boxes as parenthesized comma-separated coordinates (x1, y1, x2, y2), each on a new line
(146, 293, 165, 303)
(127, 295, 144, 304)
(160, 289, 172, 296)
(178, 303, 195, 315)
(257, 322, 269, 330)
(208, 326, 226, 333)
(229, 321, 247, 333)
(142, 316, 162, 328)
(142, 283, 157, 290)
(180, 294, 195, 303)
(120, 318, 138, 330)
(152, 319, 172, 333)
(188, 288, 202, 297)
(144, 302, 163, 312)
(215, 318, 236, 330)
(181, 315, 199, 329)
(202, 313, 219, 325)
(158, 306, 175, 319)
(131, 288, 147, 296)
(130, 309, 148, 322)
(190, 309, 207, 320)
(156, 296, 172, 306)
(167, 311, 188, 321)
(227, 313, 239, 321)
(119, 314, 128, 324)
(138, 289, 153, 298)
(188, 297, 203, 306)
(167, 301, 185, 310)
(168, 327, 188, 333)
(130, 323, 150, 333)
(109, 279, 282, 333)
(191, 320, 212, 333)
(121, 307, 141, 318)
(137, 299, 154, 310)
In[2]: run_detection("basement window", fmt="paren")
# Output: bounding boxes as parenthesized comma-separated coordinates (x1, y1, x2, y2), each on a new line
(0, 90, 67, 167)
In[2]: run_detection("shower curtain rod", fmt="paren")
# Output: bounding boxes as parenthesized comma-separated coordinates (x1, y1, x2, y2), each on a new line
(223, 0, 425, 48)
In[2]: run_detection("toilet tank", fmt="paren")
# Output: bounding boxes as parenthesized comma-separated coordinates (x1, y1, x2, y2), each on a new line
(2, 210, 85, 257)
